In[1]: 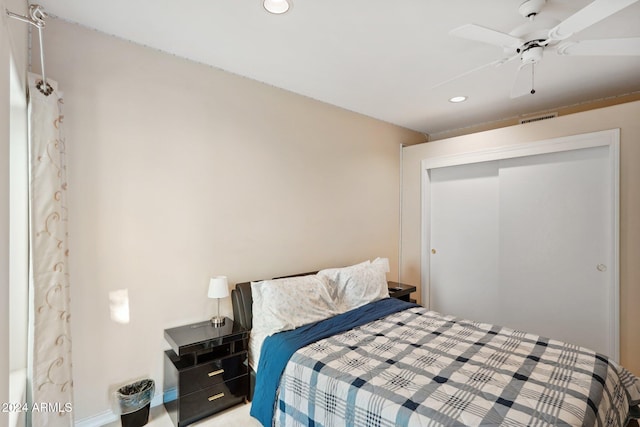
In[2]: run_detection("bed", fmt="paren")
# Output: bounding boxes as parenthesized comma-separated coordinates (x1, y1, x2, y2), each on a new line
(231, 260, 640, 427)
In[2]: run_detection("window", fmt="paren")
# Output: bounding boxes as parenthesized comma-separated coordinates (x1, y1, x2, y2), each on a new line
(9, 52, 28, 425)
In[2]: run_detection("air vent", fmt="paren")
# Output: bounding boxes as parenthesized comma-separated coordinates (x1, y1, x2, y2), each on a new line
(519, 113, 558, 125)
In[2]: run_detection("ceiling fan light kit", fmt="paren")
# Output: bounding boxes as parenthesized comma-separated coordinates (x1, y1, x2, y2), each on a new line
(520, 43, 543, 65)
(445, 0, 640, 98)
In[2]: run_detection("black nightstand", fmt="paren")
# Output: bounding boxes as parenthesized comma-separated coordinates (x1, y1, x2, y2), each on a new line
(163, 318, 249, 427)
(387, 281, 417, 302)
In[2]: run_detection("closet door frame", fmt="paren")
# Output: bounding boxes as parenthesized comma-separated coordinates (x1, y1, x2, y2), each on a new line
(420, 128, 620, 361)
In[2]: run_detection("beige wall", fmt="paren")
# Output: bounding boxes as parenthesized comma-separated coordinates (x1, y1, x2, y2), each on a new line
(1, 0, 27, 425)
(401, 100, 640, 376)
(35, 19, 423, 420)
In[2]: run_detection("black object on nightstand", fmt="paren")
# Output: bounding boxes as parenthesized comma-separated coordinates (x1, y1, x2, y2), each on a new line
(387, 281, 417, 303)
(163, 317, 249, 427)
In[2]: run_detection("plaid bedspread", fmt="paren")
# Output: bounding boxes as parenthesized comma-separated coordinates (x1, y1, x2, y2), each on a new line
(274, 306, 640, 426)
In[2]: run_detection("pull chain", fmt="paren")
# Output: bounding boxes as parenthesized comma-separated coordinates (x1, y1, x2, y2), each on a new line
(530, 63, 536, 95)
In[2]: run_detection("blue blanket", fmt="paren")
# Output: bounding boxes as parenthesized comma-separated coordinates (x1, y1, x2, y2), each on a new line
(250, 297, 417, 426)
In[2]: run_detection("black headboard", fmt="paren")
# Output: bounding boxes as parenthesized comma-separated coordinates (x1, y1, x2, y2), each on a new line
(231, 271, 319, 331)
(231, 281, 253, 331)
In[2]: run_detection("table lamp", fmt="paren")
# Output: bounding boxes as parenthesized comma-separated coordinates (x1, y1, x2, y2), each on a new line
(208, 276, 229, 327)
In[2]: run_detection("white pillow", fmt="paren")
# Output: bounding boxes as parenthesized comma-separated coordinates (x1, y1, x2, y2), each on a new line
(250, 274, 339, 370)
(316, 260, 370, 299)
(372, 257, 391, 273)
(318, 259, 389, 311)
(251, 275, 338, 337)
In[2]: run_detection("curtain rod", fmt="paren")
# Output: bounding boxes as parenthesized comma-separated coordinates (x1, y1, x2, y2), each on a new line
(6, 4, 52, 95)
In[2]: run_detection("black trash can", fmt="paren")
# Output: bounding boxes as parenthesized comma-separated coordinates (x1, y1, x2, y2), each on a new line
(116, 379, 155, 427)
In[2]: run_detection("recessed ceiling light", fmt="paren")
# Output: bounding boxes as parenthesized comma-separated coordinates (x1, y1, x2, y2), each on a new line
(449, 96, 468, 103)
(264, 0, 290, 14)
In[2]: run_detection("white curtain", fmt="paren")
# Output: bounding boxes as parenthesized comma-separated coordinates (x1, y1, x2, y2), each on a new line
(28, 73, 74, 426)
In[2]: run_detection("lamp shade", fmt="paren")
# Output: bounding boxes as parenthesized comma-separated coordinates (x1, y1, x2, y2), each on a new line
(208, 276, 229, 299)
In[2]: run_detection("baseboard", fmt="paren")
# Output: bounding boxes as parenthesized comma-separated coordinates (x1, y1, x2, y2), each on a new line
(75, 393, 164, 427)
(75, 409, 117, 427)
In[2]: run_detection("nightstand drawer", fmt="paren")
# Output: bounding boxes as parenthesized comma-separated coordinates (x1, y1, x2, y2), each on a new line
(178, 376, 248, 425)
(179, 352, 247, 396)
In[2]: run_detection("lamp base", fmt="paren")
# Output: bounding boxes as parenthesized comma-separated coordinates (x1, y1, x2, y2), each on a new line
(210, 316, 225, 327)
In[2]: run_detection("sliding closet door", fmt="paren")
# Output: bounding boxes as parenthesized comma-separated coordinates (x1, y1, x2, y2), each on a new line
(429, 162, 502, 325)
(498, 146, 611, 354)
(426, 132, 617, 358)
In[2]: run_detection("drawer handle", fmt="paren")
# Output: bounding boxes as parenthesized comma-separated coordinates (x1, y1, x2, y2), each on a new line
(208, 369, 224, 377)
(208, 392, 225, 401)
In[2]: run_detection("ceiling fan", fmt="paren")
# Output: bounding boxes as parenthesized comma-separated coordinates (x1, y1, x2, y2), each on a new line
(442, 0, 640, 98)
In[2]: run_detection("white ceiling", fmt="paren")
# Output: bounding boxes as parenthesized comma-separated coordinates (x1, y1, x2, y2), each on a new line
(32, 0, 640, 135)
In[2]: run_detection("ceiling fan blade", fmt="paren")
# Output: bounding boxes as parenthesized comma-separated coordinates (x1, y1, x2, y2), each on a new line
(547, 0, 640, 41)
(510, 63, 535, 99)
(430, 54, 519, 90)
(557, 38, 640, 56)
(450, 24, 522, 49)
